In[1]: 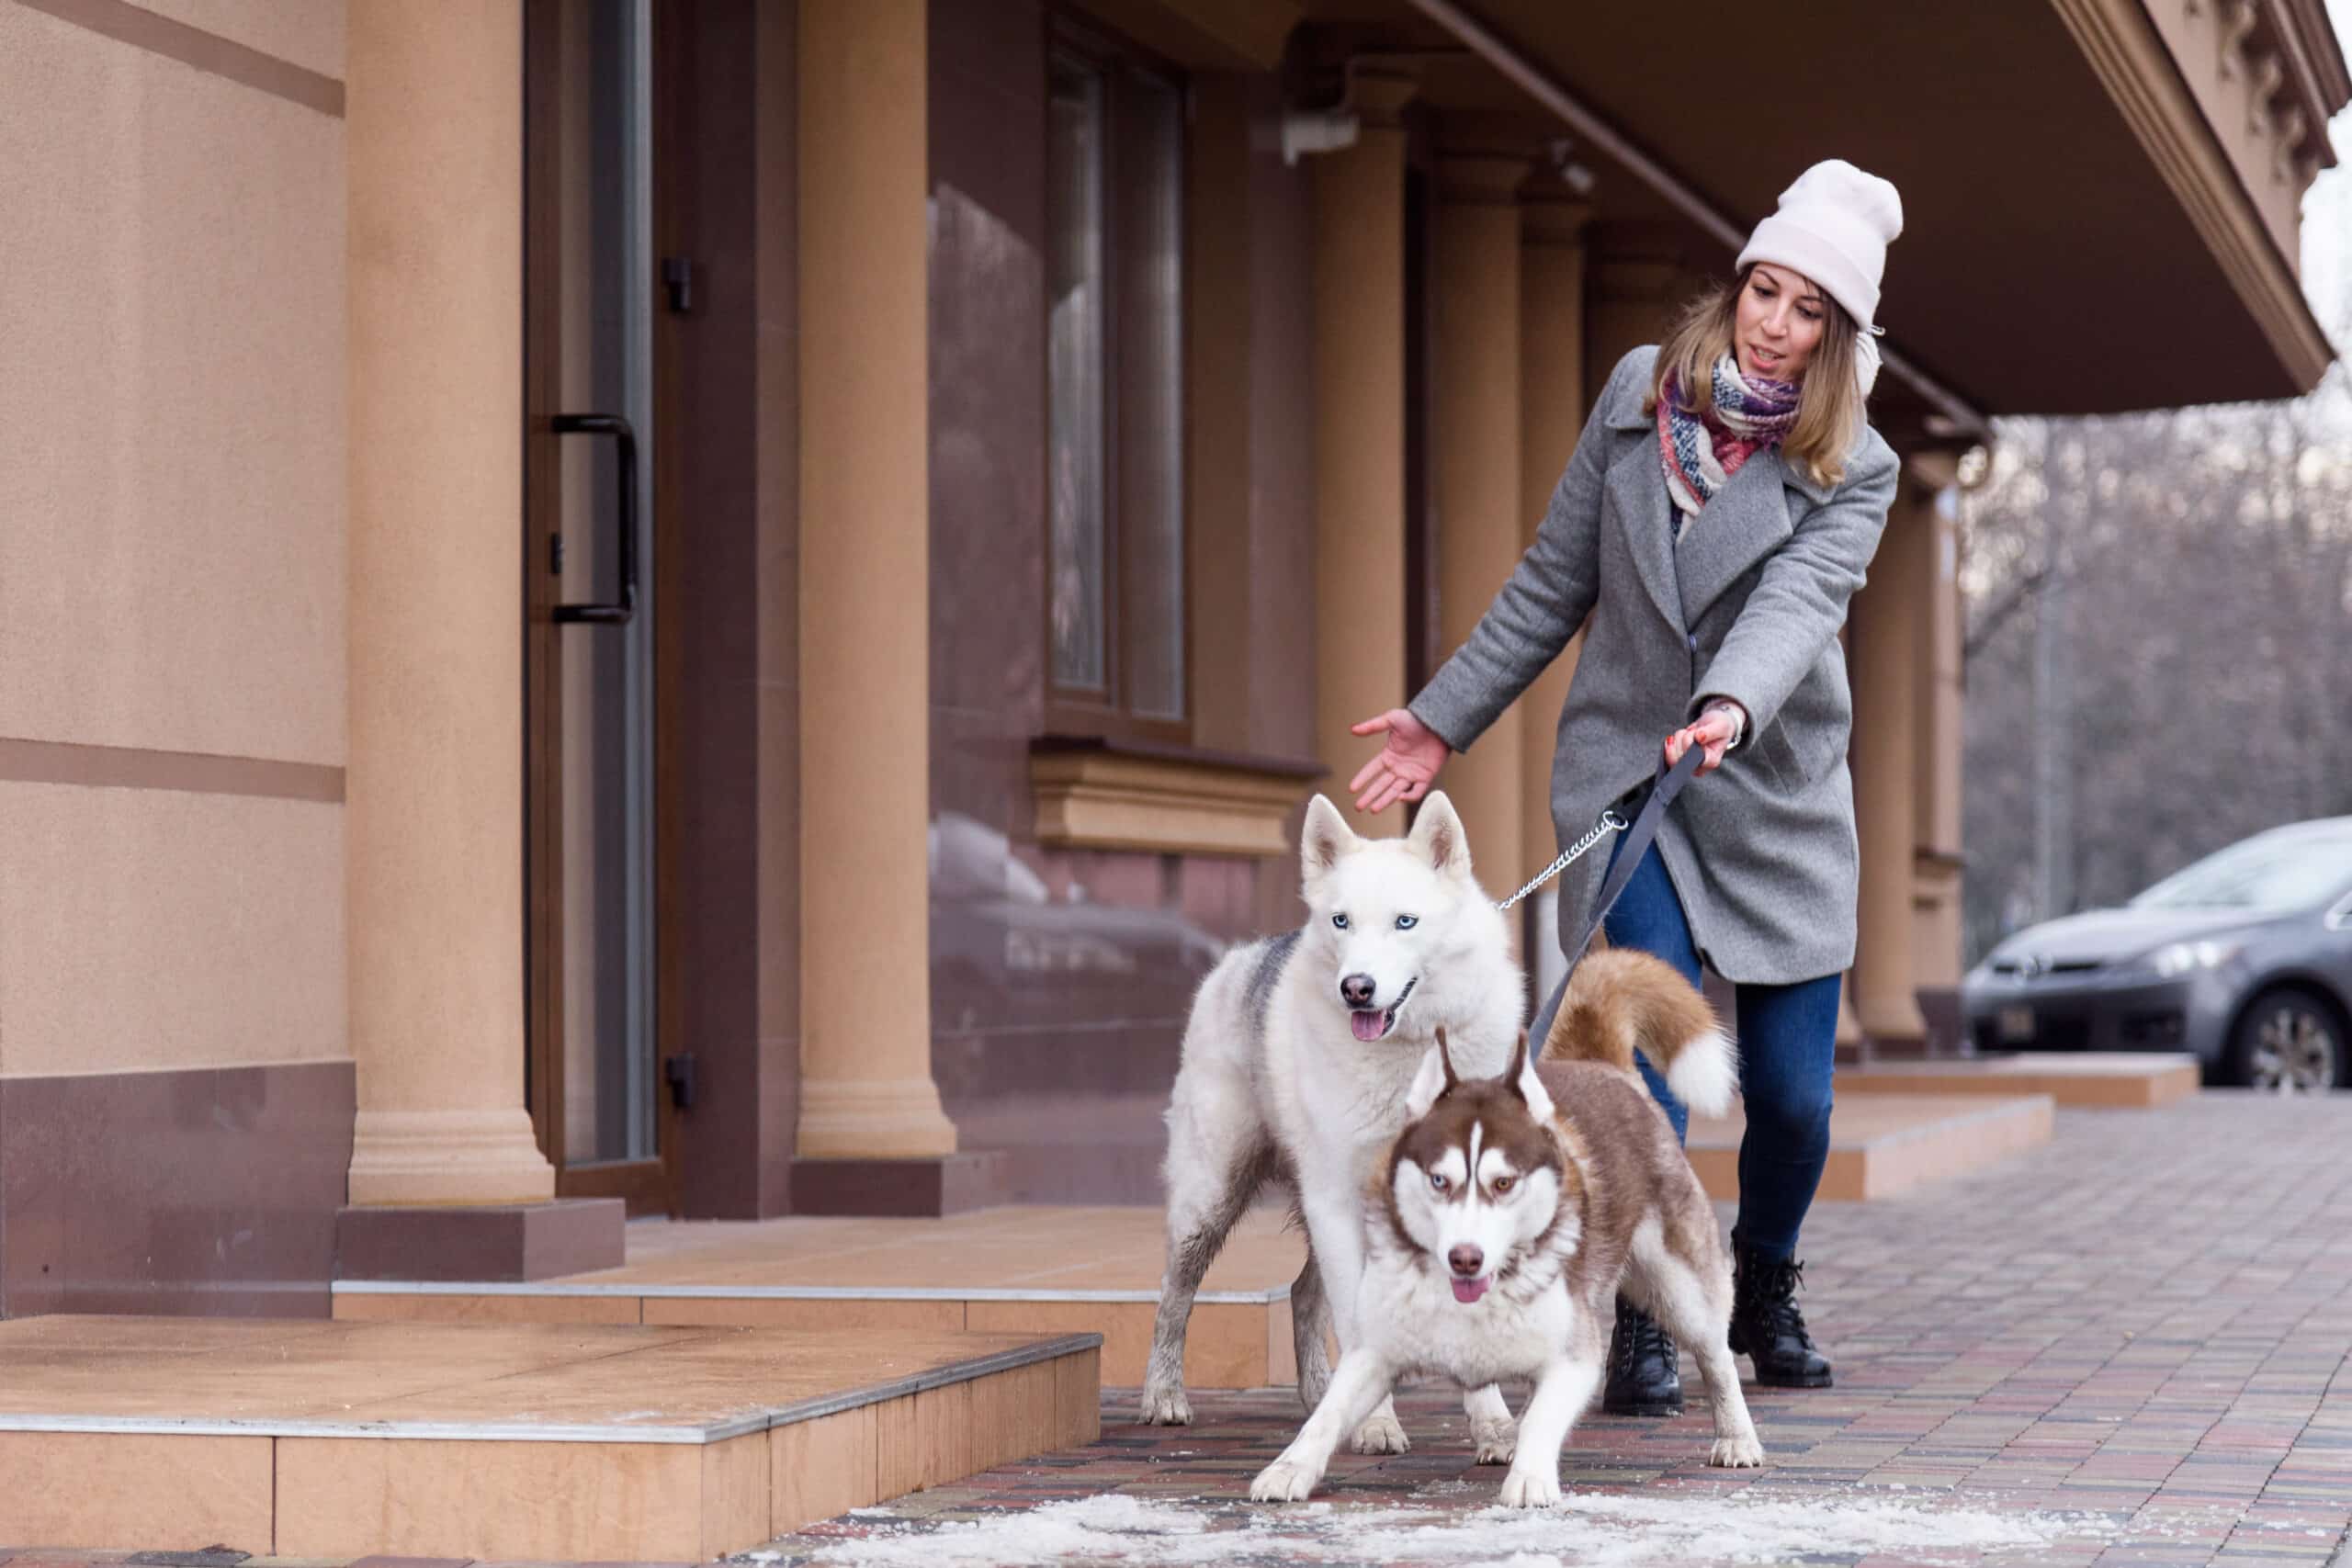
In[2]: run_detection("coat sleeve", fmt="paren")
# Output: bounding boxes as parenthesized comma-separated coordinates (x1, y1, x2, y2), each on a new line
(1407, 349, 1644, 753)
(1690, 434, 1899, 738)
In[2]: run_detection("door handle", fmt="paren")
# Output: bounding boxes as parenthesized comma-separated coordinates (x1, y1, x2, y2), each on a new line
(549, 412, 639, 625)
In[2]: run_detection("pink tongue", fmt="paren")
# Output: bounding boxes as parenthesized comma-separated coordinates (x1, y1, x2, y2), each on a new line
(1350, 1010, 1387, 1042)
(1452, 1276, 1489, 1304)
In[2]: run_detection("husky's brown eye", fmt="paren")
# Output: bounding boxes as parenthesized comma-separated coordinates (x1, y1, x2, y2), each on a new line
(1491, 1175, 1515, 1195)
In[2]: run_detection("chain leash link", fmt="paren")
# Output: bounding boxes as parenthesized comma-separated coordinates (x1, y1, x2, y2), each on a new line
(1495, 808, 1627, 913)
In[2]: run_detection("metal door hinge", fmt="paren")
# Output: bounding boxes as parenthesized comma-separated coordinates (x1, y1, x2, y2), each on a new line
(664, 1052, 699, 1111)
(662, 256, 695, 314)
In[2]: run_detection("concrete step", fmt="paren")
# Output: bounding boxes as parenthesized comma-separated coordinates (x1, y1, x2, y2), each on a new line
(0, 1315, 1097, 1559)
(1688, 1091, 2055, 1201)
(1837, 1051, 2200, 1109)
(338, 1204, 1303, 1395)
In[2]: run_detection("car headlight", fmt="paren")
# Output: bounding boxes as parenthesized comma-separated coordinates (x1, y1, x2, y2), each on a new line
(2144, 939, 2240, 978)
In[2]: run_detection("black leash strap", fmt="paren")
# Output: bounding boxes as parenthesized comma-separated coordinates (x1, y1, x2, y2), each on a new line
(1559, 741, 1706, 972)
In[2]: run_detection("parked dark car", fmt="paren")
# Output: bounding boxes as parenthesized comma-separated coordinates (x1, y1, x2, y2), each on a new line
(1962, 818, 2352, 1090)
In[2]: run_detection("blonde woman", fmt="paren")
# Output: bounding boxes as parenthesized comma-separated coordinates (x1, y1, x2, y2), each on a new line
(1351, 161, 1905, 1417)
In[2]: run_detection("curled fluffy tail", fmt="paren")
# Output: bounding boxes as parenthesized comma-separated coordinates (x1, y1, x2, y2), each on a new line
(1539, 944, 1739, 1117)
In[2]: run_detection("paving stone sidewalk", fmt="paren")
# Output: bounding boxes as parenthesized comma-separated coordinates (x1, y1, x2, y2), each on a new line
(749, 1091, 2352, 1568)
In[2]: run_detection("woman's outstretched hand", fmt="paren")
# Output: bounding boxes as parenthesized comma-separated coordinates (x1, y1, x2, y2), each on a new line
(1349, 708, 1452, 814)
(1664, 702, 1745, 779)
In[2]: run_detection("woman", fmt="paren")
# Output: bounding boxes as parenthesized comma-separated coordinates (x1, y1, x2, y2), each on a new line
(1350, 160, 1905, 1417)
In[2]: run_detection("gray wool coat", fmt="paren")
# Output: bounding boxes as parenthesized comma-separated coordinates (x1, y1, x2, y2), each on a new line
(1410, 344, 1899, 986)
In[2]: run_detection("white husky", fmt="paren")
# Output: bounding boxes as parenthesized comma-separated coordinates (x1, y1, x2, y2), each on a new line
(1140, 791, 1525, 1457)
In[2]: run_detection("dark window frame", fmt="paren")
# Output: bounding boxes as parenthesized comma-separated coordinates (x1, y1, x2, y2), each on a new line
(1041, 10, 1191, 749)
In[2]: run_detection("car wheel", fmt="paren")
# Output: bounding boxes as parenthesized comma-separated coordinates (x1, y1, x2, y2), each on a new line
(2223, 987, 2345, 1093)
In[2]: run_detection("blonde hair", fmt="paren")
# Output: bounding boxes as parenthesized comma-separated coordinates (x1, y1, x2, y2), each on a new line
(1645, 269, 1864, 489)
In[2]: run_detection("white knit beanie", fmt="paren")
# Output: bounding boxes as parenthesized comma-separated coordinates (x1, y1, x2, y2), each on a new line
(1736, 160, 1903, 392)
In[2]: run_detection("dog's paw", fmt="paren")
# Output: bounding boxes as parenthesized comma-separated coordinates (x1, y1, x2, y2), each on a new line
(1708, 1433, 1766, 1469)
(1351, 1413, 1410, 1454)
(1249, 1459, 1320, 1503)
(1498, 1467, 1562, 1508)
(1137, 1383, 1192, 1427)
(1470, 1414, 1518, 1466)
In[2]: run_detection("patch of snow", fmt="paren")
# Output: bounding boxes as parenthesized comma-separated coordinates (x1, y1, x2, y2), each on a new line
(781, 1488, 2060, 1567)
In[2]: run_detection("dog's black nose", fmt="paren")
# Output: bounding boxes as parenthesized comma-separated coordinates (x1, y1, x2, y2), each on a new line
(1340, 974, 1377, 1009)
(1449, 1244, 1484, 1277)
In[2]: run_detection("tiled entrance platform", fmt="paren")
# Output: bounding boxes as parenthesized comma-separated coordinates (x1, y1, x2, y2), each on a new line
(336, 1205, 1311, 1393)
(1690, 1090, 2056, 1201)
(1838, 1050, 2203, 1108)
(336, 1093, 2059, 1389)
(0, 1317, 1099, 1560)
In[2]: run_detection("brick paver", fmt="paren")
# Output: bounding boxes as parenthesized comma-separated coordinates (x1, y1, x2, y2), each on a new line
(745, 1092, 2352, 1567)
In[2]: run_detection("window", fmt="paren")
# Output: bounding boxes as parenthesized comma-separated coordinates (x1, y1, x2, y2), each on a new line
(1046, 24, 1186, 740)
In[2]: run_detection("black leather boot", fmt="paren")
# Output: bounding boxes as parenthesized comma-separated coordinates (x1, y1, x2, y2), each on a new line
(1728, 1243, 1833, 1387)
(1601, 1296, 1682, 1416)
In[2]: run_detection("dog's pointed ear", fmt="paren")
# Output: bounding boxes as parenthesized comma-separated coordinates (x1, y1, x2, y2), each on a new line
(1407, 791, 1472, 878)
(1510, 1030, 1557, 1124)
(1301, 795, 1357, 886)
(1406, 1041, 1453, 1121)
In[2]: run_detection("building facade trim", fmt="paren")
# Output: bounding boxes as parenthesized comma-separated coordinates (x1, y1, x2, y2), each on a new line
(13, 0, 345, 116)
(1029, 740, 1321, 859)
(0, 739, 344, 803)
(2053, 0, 2336, 390)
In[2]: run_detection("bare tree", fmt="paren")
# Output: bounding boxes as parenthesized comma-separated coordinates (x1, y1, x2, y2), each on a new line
(1959, 357, 2352, 965)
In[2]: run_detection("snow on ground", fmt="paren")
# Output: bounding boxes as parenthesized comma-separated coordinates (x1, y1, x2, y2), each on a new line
(749, 1488, 2067, 1567)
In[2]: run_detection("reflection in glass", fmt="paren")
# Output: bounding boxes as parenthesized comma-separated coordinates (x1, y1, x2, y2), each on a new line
(1047, 55, 1106, 693)
(1122, 73, 1185, 720)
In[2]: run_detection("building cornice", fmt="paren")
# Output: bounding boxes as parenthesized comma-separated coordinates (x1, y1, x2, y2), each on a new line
(2052, 0, 2336, 393)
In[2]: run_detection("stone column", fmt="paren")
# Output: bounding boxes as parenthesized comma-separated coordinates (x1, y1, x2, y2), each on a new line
(1911, 457, 1967, 1045)
(1849, 468, 1931, 1046)
(1517, 197, 1589, 999)
(791, 0, 978, 1213)
(1313, 75, 1418, 838)
(1433, 155, 1529, 923)
(345, 0, 561, 1213)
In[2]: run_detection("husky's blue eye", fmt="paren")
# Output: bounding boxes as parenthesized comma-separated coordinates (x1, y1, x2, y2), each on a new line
(1331, 913, 1350, 930)
(1429, 1170, 1448, 1191)
(1396, 914, 1419, 931)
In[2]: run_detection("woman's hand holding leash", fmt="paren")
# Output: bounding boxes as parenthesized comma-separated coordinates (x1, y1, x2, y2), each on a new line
(1349, 708, 1451, 814)
(1664, 701, 1746, 779)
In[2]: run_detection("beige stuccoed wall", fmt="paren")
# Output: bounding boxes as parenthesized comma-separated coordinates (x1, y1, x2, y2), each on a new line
(0, 3, 345, 767)
(0, 2, 348, 1079)
(0, 785, 344, 1077)
(126, 0, 346, 79)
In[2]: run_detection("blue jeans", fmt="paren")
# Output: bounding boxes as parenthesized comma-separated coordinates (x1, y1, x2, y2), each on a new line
(1539, 842, 1840, 1262)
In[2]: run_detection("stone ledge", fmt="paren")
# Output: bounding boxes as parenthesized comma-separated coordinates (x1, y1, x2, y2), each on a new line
(1028, 737, 1323, 858)
(335, 1197, 625, 1282)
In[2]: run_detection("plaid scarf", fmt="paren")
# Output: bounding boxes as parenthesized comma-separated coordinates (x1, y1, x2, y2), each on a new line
(1657, 355, 1803, 525)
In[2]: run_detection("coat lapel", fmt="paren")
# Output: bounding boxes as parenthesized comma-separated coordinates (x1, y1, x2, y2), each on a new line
(1676, 446, 1796, 626)
(1603, 437, 1686, 636)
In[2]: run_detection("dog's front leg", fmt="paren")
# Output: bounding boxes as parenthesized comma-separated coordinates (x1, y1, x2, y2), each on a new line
(1498, 1354, 1601, 1507)
(1464, 1383, 1516, 1464)
(1297, 1185, 1408, 1454)
(1250, 1345, 1396, 1503)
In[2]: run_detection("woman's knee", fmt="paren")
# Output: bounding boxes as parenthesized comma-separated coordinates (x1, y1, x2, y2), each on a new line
(1740, 1071, 1833, 1143)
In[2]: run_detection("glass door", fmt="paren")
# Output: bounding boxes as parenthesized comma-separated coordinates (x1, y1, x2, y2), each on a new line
(523, 0, 670, 1210)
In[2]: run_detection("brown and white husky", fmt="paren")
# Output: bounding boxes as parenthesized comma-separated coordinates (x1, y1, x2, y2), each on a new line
(1250, 944, 1767, 1507)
